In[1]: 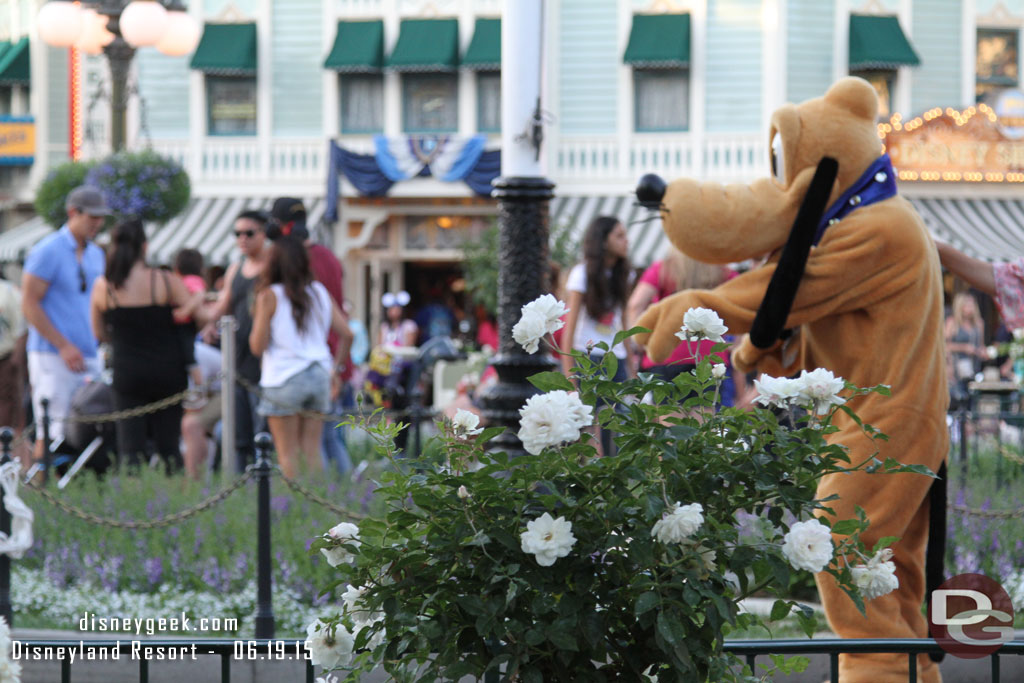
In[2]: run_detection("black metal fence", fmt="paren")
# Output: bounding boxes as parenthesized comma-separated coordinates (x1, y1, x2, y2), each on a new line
(725, 638, 1024, 683)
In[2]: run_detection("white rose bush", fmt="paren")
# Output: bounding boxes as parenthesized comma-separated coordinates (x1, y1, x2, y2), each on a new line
(308, 301, 934, 682)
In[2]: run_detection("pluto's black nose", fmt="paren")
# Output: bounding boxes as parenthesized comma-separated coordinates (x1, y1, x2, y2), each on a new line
(635, 173, 667, 209)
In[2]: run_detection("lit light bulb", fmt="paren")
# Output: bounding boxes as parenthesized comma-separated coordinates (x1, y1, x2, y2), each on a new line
(155, 11, 201, 56)
(37, 1, 84, 47)
(119, 1, 169, 47)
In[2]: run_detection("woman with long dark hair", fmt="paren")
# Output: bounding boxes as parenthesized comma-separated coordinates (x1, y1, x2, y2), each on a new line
(249, 236, 352, 478)
(89, 219, 198, 471)
(560, 215, 634, 456)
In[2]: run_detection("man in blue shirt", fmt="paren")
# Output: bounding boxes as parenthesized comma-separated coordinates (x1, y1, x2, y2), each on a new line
(21, 186, 109, 463)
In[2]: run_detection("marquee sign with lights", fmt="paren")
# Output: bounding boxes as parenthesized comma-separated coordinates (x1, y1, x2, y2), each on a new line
(880, 97, 1024, 183)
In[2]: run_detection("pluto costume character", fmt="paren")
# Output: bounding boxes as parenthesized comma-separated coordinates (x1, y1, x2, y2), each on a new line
(635, 78, 948, 682)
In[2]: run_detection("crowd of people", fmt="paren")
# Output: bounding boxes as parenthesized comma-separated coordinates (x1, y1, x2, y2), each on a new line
(2, 189, 1020, 480)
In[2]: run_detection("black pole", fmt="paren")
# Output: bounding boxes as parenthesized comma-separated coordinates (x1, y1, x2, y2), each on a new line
(479, 177, 557, 456)
(100, 10, 136, 153)
(253, 432, 275, 638)
(0, 427, 12, 627)
(41, 398, 51, 485)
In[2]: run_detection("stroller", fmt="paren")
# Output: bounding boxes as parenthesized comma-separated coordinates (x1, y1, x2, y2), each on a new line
(24, 380, 115, 488)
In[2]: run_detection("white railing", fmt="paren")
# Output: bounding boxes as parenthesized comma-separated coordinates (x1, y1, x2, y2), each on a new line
(142, 133, 768, 191)
(148, 138, 330, 187)
(554, 133, 768, 187)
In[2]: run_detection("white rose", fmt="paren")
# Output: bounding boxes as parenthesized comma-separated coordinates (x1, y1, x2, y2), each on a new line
(342, 584, 383, 626)
(451, 409, 484, 438)
(523, 294, 569, 335)
(304, 619, 355, 671)
(712, 363, 726, 379)
(676, 307, 728, 343)
(651, 502, 705, 544)
(512, 309, 548, 354)
(781, 519, 834, 573)
(566, 391, 594, 430)
(753, 374, 800, 409)
(0, 656, 20, 683)
(851, 549, 899, 600)
(520, 512, 577, 566)
(457, 485, 471, 499)
(355, 622, 386, 650)
(321, 522, 361, 567)
(517, 391, 586, 455)
(793, 368, 846, 415)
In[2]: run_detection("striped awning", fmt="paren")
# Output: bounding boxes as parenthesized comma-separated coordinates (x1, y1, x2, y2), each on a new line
(0, 216, 53, 264)
(550, 194, 669, 267)
(550, 194, 1024, 267)
(908, 197, 1024, 262)
(146, 195, 328, 266)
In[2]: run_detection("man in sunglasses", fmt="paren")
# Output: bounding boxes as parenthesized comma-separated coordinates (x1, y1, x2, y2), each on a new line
(202, 209, 269, 472)
(21, 185, 109, 466)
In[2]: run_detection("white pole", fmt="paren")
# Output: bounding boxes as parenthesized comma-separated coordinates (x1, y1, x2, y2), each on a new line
(501, 0, 545, 178)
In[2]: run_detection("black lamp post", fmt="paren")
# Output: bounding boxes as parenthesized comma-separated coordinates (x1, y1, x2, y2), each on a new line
(479, 0, 556, 455)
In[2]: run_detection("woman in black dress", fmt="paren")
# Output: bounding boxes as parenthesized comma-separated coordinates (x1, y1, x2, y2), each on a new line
(90, 219, 201, 472)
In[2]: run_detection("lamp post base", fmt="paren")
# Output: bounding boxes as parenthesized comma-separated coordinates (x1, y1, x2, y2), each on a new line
(479, 176, 557, 457)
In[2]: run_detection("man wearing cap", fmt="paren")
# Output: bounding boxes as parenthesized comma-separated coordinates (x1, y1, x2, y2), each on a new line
(269, 197, 353, 474)
(21, 185, 109, 462)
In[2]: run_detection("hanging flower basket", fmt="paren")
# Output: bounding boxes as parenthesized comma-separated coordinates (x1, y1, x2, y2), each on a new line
(84, 149, 190, 224)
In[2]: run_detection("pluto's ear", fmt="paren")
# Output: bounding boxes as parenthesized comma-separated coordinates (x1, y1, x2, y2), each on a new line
(749, 157, 839, 349)
(824, 77, 879, 122)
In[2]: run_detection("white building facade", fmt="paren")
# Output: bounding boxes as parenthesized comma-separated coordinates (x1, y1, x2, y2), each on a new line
(2, 0, 1024, 322)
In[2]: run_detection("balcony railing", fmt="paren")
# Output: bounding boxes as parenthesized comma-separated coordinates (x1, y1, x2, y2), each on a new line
(141, 133, 767, 191)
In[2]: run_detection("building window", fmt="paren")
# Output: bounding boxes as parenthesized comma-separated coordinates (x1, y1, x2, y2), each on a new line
(206, 76, 257, 136)
(0, 88, 11, 116)
(477, 72, 500, 133)
(634, 69, 688, 132)
(340, 74, 383, 133)
(977, 28, 1019, 102)
(852, 70, 894, 119)
(402, 73, 458, 133)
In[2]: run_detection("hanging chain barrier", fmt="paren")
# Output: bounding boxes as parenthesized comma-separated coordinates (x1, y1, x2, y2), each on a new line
(22, 469, 256, 529)
(273, 468, 366, 520)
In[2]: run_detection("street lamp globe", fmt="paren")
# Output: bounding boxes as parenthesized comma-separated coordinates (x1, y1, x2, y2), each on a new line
(155, 11, 200, 57)
(36, 1, 84, 48)
(119, 1, 169, 47)
(73, 9, 116, 56)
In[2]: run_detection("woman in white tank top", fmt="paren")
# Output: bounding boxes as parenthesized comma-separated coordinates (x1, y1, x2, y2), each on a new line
(249, 236, 353, 478)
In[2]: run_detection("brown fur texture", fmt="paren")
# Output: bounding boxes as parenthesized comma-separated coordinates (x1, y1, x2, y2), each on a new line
(635, 77, 948, 683)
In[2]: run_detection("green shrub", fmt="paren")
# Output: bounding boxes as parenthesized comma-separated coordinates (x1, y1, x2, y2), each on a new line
(34, 160, 96, 228)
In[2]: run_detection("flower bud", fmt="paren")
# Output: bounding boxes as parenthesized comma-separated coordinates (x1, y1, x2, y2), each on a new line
(457, 485, 470, 499)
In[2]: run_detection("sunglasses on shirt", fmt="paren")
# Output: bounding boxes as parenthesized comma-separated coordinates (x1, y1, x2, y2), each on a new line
(78, 264, 87, 293)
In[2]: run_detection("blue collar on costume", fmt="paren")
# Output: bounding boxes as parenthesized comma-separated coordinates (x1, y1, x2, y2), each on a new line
(813, 154, 897, 246)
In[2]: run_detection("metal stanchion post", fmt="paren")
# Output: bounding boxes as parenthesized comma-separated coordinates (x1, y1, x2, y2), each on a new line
(0, 427, 12, 626)
(41, 398, 51, 485)
(220, 316, 237, 476)
(253, 432, 275, 638)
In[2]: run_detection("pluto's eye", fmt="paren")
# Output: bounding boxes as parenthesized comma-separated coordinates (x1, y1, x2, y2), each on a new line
(771, 132, 786, 185)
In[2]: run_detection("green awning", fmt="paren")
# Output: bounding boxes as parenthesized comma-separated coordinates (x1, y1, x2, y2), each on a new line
(462, 18, 500, 70)
(0, 38, 30, 85)
(324, 20, 383, 72)
(190, 23, 257, 75)
(386, 18, 459, 72)
(623, 14, 690, 68)
(849, 15, 920, 70)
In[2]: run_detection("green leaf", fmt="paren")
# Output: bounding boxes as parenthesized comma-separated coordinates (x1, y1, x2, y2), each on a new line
(455, 595, 486, 616)
(770, 599, 791, 621)
(656, 611, 686, 645)
(829, 519, 862, 536)
(613, 326, 648, 347)
(527, 371, 576, 392)
(547, 625, 579, 651)
(872, 536, 900, 554)
(635, 591, 660, 617)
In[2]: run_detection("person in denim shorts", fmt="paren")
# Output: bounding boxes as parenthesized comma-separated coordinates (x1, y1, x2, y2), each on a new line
(249, 236, 352, 478)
